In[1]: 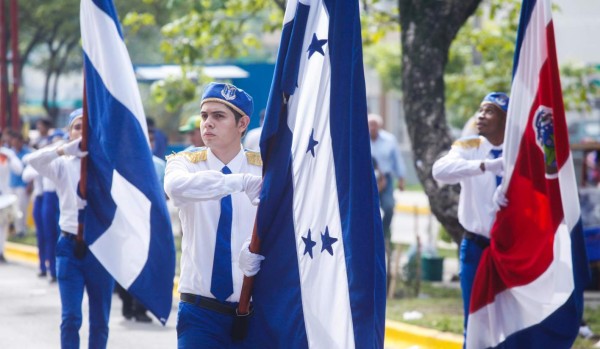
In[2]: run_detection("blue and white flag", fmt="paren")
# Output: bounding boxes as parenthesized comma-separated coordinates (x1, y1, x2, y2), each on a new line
(80, 0, 175, 324)
(251, 0, 386, 347)
(467, 0, 589, 347)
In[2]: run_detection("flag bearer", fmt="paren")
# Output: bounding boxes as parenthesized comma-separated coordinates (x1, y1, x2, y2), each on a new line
(432, 92, 509, 346)
(165, 82, 264, 348)
(28, 109, 114, 349)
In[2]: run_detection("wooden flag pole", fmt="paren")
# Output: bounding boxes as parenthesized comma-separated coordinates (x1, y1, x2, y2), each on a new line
(77, 80, 89, 243)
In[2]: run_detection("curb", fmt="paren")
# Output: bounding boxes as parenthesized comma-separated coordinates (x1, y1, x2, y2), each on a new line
(385, 320, 463, 349)
(5, 242, 463, 349)
(4, 241, 39, 265)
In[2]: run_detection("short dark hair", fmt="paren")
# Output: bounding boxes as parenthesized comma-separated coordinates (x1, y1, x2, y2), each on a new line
(225, 105, 248, 136)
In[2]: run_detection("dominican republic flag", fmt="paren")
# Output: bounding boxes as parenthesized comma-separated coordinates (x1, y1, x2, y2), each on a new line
(250, 0, 386, 347)
(466, 0, 589, 347)
(80, 0, 176, 324)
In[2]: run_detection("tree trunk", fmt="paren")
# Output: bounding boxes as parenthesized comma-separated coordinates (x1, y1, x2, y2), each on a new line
(398, 0, 481, 243)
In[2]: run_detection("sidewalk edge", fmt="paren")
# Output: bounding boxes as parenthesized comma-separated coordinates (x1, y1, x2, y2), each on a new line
(385, 320, 463, 349)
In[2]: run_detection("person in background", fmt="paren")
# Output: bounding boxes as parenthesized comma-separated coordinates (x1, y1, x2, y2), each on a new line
(367, 113, 406, 293)
(432, 92, 509, 346)
(147, 117, 168, 159)
(242, 110, 265, 151)
(33, 118, 53, 150)
(7, 131, 30, 238)
(28, 109, 115, 349)
(179, 114, 205, 150)
(0, 143, 23, 262)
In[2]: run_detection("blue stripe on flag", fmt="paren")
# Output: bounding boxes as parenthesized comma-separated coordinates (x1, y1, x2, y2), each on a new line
(251, 5, 310, 348)
(90, 0, 124, 38)
(490, 220, 588, 348)
(324, 0, 386, 346)
(512, 0, 537, 78)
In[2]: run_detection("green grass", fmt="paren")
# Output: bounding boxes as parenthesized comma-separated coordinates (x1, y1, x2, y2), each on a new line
(387, 282, 464, 335)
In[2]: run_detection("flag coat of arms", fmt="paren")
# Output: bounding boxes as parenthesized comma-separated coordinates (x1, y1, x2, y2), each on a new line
(250, 0, 386, 348)
(80, 0, 176, 324)
(466, 0, 589, 347)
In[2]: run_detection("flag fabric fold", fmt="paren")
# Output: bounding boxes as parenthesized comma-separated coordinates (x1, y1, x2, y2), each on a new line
(466, 0, 589, 347)
(251, 0, 386, 348)
(80, 0, 175, 324)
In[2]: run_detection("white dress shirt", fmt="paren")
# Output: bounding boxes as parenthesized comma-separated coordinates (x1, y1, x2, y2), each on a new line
(165, 146, 262, 302)
(27, 147, 83, 235)
(432, 136, 502, 238)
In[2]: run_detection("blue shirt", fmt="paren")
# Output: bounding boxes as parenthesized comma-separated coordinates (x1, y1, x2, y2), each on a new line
(9, 147, 31, 188)
(370, 129, 405, 179)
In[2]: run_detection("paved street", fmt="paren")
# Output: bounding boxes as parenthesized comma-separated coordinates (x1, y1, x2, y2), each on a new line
(0, 260, 178, 349)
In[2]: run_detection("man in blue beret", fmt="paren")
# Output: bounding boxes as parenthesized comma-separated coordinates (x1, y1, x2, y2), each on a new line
(165, 82, 264, 348)
(432, 92, 509, 346)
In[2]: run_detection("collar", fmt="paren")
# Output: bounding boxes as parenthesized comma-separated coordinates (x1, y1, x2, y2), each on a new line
(206, 145, 245, 173)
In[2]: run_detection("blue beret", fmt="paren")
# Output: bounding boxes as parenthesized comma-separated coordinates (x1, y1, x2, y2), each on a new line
(67, 108, 83, 128)
(201, 82, 253, 118)
(481, 92, 509, 113)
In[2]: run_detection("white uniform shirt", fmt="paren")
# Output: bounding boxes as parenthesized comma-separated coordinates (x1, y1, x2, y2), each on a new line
(432, 136, 502, 238)
(165, 146, 262, 302)
(27, 147, 83, 235)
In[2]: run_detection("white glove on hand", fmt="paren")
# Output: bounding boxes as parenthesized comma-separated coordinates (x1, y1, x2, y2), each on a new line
(484, 157, 504, 175)
(242, 174, 262, 205)
(493, 186, 508, 212)
(238, 240, 265, 277)
(60, 138, 88, 158)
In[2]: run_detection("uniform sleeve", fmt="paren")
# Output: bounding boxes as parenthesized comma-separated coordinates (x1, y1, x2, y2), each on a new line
(21, 165, 40, 183)
(27, 147, 62, 183)
(432, 145, 482, 184)
(164, 156, 245, 207)
(391, 144, 406, 179)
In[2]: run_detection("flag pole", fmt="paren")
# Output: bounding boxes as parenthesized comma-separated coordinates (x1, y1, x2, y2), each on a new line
(77, 78, 89, 245)
(237, 219, 260, 315)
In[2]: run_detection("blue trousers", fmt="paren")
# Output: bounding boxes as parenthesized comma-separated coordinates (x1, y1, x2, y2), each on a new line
(56, 235, 114, 349)
(42, 192, 60, 278)
(177, 301, 255, 349)
(459, 237, 487, 347)
(33, 195, 45, 273)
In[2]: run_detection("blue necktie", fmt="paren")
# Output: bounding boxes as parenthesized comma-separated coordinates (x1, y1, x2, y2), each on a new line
(210, 166, 234, 301)
(490, 149, 503, 187)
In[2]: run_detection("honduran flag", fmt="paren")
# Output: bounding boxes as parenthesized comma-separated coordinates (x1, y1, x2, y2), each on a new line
(466, 0, 589, 347)
(250, 0, 386, 347)
(80, 0, 176, 324)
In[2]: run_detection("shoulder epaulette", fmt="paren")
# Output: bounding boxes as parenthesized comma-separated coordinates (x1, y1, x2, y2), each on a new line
(452, 137, 481, 149)
(245, 151, 263, 167)
(166, 148, 208, 163)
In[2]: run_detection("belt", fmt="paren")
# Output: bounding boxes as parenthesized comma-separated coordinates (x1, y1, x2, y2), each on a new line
(464, 231, 490, 249)
(180, 293, 238, 316)
(61, 231, 77, 240)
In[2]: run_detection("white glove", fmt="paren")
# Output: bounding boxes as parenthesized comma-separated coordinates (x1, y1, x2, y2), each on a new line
(493, 186, 508, 212)
(242, 174, 262, 205)
(238, 240, 265, 277)
(484, 157, 504, 175)
(60, 138, 88, 158)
